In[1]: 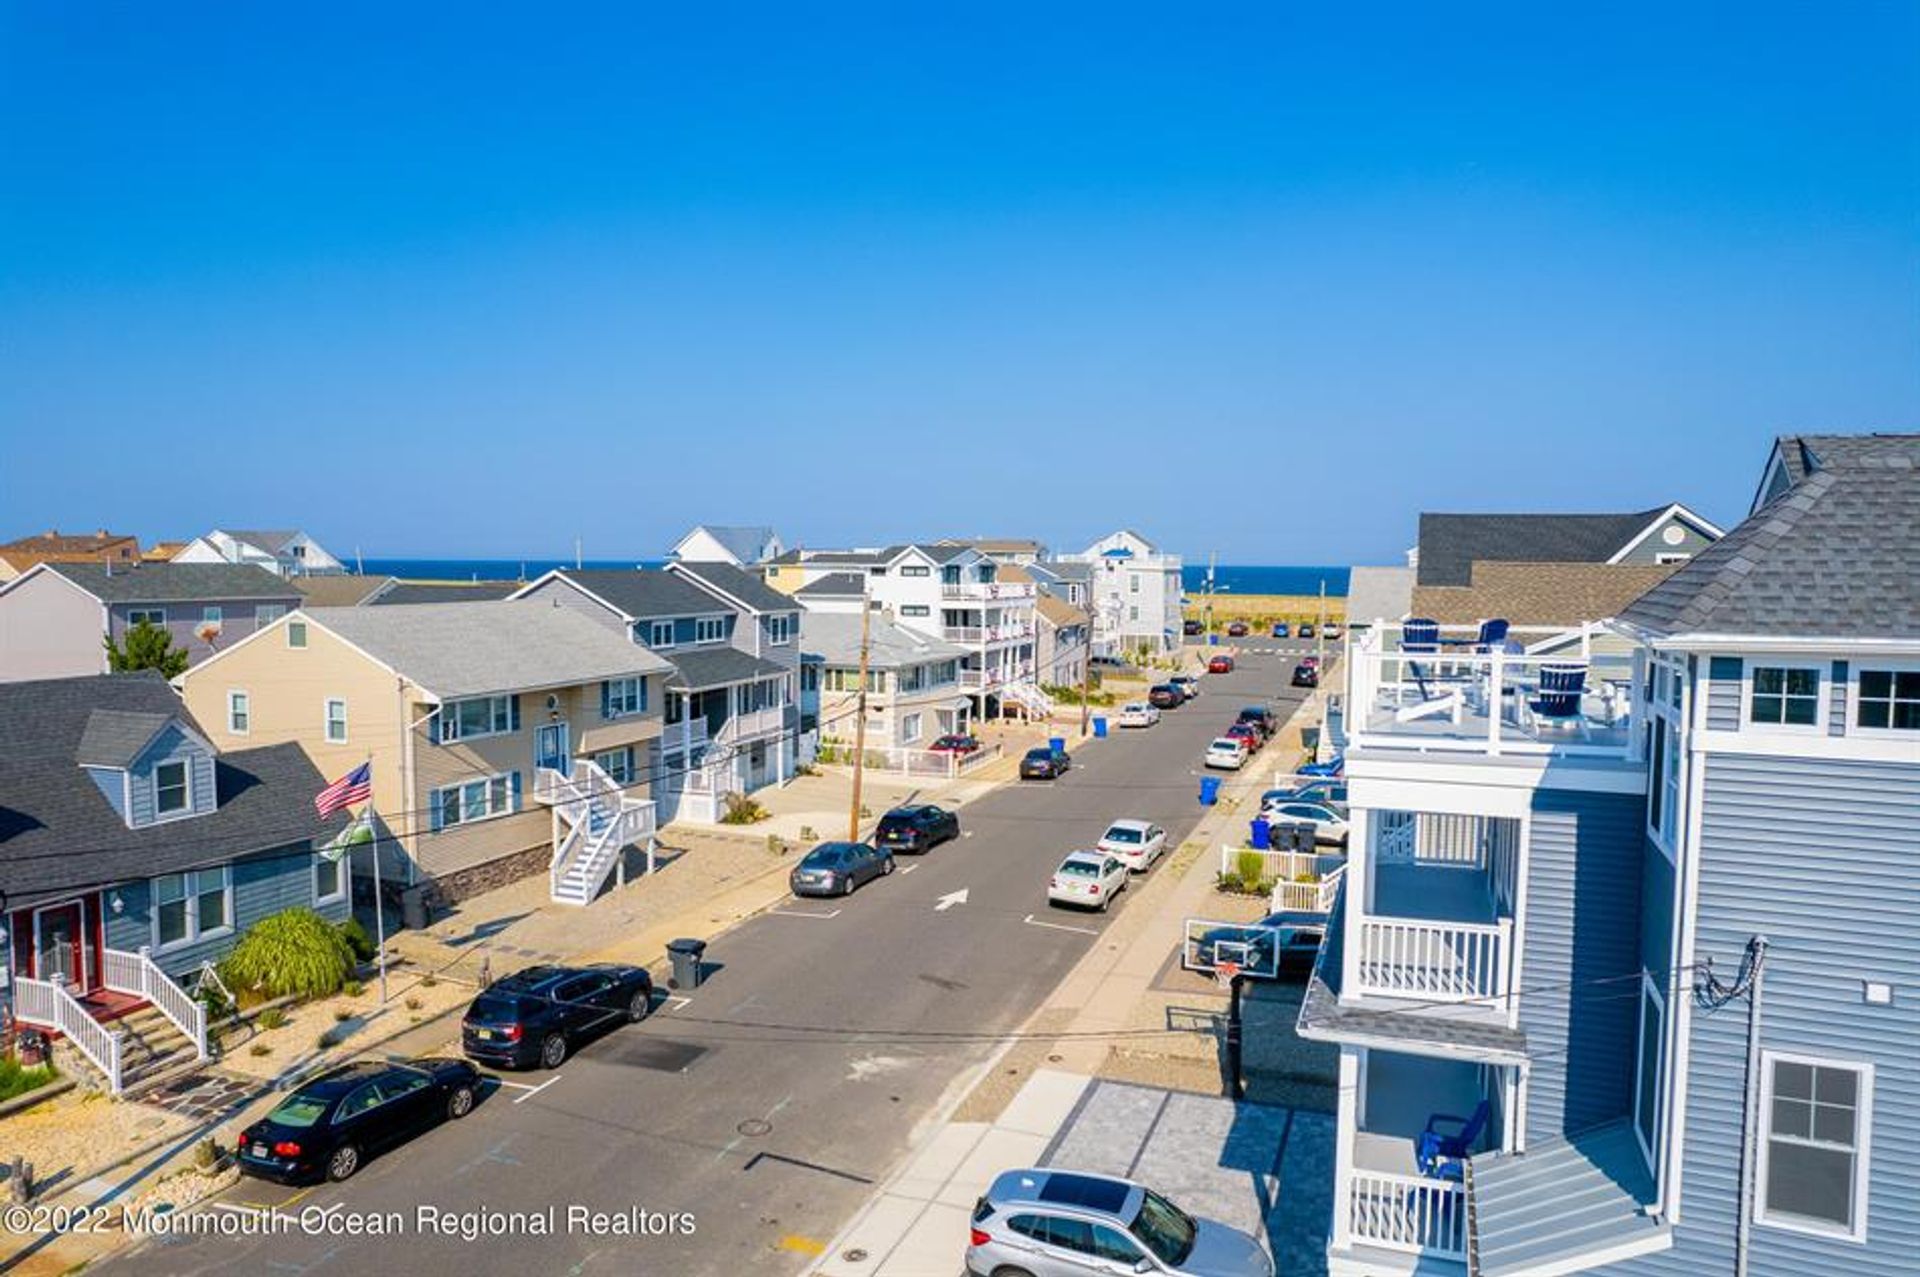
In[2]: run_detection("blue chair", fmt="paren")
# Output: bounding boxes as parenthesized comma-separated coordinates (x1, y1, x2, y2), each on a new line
(1299, 754, 1343, 777)
(1400, 618, 1440, 653)
(1471, 618, 1510, 652)
(1416, 1100, 1491, 1179)
(1528, 664, 1589, 736)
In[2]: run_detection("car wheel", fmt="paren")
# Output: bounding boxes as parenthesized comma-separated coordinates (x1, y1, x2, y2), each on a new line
(447, 1084, 476, 1120)
(1098, 892, 1110, 913)
(990, 1268, 1037, 1277)
(841, 876, 855, 896)
(627, 990, 651, 1023)
(882, 855, 895, 876)
(540, 1032, 568, 1069)
(326, 1144, 361, 1182)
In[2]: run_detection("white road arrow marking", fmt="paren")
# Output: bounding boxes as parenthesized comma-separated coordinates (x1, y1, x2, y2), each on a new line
(934, 889, 969, 912)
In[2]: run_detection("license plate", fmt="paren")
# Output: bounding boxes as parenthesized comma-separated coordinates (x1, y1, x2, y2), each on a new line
(252, 1144, 267, 1158)
(476, 1028, 494, 1040)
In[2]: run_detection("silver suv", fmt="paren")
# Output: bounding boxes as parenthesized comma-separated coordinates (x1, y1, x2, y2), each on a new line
(968, 1168, 1273, 1277)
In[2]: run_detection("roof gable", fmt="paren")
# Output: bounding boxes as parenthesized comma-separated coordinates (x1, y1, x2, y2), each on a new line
(1415, 507, 1677, 587)
(665, 560, 795, 614)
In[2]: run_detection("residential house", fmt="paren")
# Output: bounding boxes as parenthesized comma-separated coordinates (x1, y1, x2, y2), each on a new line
(294, 575, 400, 608)
(765, 544, 1048, 720)
(1057, 530, 1184, 655)
(510, 564, 802, 823)
(936, 537, 1047, 566)
(801, 611, 970, 750)
(173, 529, 347, 577)
(142, 541, 189, 564)
(1303, 433, 1918, 1277)
(1029, 581, 1092, 690)
(0, 529, 142, 582)
(1343, 565, 1415, 634)
(669, 525, 785, 568)
(1029, 559, 1093, 611)
(1410, 505, 1721, 628)
(177, 603, 672, 906)
(0, 562, 302, 683)
(2, 671, 349, 1094)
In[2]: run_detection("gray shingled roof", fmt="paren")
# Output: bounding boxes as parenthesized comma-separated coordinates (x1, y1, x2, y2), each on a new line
(75, 709, 176, 768)
(225, 529, 299, 555)
(662, 646, 790, 691)
(669, 561, 795, 614)
(801, 612, 968, 669)
(373, 580, 520, 606)
(1345, 566, 1415, 624)
(0, 671, 348, 910)
(795, 572, 866, 598)
(676, 525, 780, 564)
(39, 561, 300, 603)
(537, 569, 727, 620)
(307, 602, 672, 699)
(1416, 509, 1671, 587)
(1619, 434, 1920, 639)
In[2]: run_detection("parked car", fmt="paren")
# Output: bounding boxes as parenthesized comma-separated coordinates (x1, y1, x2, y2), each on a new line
(968, 1168, 1274, 1277)
(1262, 780, 1348, 807)
(1271, 621, 1290, 638)
(1206, 654, 1235, 674)
(1020, 745, 1072, 780)
(1097, 819, 1168, 872)
(1225, 620, 1249, 638)
(1148, 684, 1184, 709)
(1290, 662, 1318, 688)
(1191, 912, 1327, 976)
(461, 963, 655, 1069)
(874, 804, 960, 853)
(1298, 622, 1315, 638)
(790, 840, 895, 895)
(1117, 701, 1161, 728)
(1323, 622, 1343, 639)
(1235, 706, 1277, 739)
(1224, 722, 1264, 752)
(929, 733, 982, 756)
(1182, 619, 1204, 637)
(1257, 798, 1349, 845)
(1047, 851, 1129, 911)
(1299, 655, 1320, 668)
(1169, 674, 1201, 700)
(1090, 654, 1131, 670)
(1204, 737, 1249, 770)
(237, 1057, 481, 1184)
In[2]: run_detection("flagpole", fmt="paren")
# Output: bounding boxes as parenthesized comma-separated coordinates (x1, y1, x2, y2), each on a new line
(368, 803, 388, 1005)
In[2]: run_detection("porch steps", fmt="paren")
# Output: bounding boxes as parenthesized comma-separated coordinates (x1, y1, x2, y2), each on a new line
(1468, 1120, 1668, 1277)
(51, 1004, 202, 1099)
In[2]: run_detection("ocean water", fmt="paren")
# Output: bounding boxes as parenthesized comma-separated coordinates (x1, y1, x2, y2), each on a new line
(359, 558, 1350, 597)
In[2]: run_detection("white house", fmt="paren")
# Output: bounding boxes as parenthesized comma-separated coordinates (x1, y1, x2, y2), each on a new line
(173, 529, 346, 577)
(1057, 529, 1184, 655)
(668, 525, 785, 568)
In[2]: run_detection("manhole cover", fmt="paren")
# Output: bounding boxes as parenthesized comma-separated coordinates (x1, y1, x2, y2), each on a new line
(737, 1118, 773, 1137)
(842, 1248, 869, 1263)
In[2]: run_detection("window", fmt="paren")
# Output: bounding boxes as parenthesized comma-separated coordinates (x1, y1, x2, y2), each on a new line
(201, 606, 223, 632)
(444, 695, 515, 741)
(1655, 552, 1693, 565)
(1758, 1053, 1872, 1240)
(325, 698, 348, 743)
(1648, 720, 1667, 836)
(901, 604, 929, 618)
(1659, 720, 1679, 842)
(1091, 1224, 1143, 1263)
(593, 746, 635, 785)
(287, 619, 308, 648)
(900, 564, 929, 577)
(314, 852, 346, 904)
(647, 619, 675, 648)
(128, 608, 165, 627)
(1129, 606, 1140, 622)
(227, 691, 250, 735)
(602, 677, 645, 719)
(767, 615, 793, 644)
(900, 712, 923, 744)
(153, 867, 231, 948)
(430, 773, 519, 830)
(1750, 666, 1820, 726)
(1634, 974, 1665, 1167)
(1855, 669, 1920, 732)
(1129, 573, 1141, 593)
(154, 760, 190, 815)
(255, 604, 286, 624)
(695, 617, 725, 644)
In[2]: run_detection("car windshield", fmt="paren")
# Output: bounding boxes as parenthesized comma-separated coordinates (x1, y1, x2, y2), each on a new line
(1025, 748, 1054, 761)
(801, 846, 846, 867)
(1130, 1187, 1197, 1265)
(266, 1094, 330, 1129)
(1103, 826, 1143, 844)
(1058, 859, 1099, 877)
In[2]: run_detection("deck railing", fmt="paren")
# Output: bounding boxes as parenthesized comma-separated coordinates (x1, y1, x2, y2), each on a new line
(1272, 863, 1347, 914)
(940, 581, 1037, 600)
(15, 975, 124, 1093)
(102, 946, 209, 1060)
(1348, 1170, 1468, 1259)
(1355, 916, 1513, 1002)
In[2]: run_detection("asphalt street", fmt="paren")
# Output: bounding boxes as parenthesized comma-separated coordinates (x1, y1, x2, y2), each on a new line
(109, 649, 1309, 1277)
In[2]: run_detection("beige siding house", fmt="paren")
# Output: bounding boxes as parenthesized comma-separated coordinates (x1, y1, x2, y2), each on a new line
(177, 602, 672, 905)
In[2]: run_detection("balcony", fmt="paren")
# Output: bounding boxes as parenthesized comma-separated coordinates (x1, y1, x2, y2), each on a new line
(1351, 812, 1520, 1006)
(1346, 623, 1640, 759)
(943, 625, 984, 643)
(939, 580, 1036, 601)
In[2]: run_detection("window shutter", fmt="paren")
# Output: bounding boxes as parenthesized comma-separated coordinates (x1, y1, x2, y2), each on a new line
(639, 676, 649, 713)
(509, 771, 523, 812)
(429, 789, 445, 832)
(509, 696, 521, 732)
(601, 681, 612, 720)
(429, 712, 442, 745)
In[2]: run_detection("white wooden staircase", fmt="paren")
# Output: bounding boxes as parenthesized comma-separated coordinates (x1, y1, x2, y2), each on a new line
(535, 760, 657, 906)
(14, 948, 209, 1097)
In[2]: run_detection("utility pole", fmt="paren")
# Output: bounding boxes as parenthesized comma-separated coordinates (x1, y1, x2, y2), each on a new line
(1316, 578, 1326, 670)
(1204, 550, 1217, 638)
(847, 586, 874, 842)
(1078, 618, 1092, 737)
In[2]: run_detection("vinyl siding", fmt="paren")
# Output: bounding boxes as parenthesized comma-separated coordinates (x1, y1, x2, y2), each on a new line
(0, 568, 108, 681)
(1706, 656, 1743, 732)
(515, 577, 624, 634)
(126, 726, 217, 825)
(1519, 789, 1647, 1143)
(1614, 515, 1717, 566)
(1621, 753, 1920, 1277)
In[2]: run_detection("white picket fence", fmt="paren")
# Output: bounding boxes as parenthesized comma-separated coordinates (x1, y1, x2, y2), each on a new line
(1347, 1170, 1468, 1259)
(13, 975, 124, 1093)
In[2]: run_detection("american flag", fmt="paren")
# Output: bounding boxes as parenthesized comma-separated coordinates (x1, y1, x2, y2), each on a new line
(315, 762, 372, 817)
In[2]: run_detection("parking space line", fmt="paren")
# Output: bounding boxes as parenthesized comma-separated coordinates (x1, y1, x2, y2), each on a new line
(490, 1076, 561, 1105)
(898, 863, 918, 874)
(1023, 913, 1101, 936)
(662, 994, 693, 1011)
(771, 907, 843, 919)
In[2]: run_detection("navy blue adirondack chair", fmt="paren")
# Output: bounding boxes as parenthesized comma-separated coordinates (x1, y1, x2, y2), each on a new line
(1528, 663, 1589, 736)
(1471, 618, 1510, 652)
(1416, 1099, 1491, 1180)
(1399, 618, 1441, 702)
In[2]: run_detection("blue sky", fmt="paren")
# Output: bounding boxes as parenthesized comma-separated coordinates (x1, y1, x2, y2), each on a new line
(2, 3, 1914, 563)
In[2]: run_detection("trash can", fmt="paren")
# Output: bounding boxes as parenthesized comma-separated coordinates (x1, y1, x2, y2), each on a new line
(666, 938, 707, 990)
(401, 885, 430, 931)
(1049, 736, 1066, 754)
(1199, 776, 1222, 805)
(1281, 821, 1316, 854)
(1249, 816, 1272, 850)
(1208, 634, 1219, 646)
(1092, 716, 1108, 739)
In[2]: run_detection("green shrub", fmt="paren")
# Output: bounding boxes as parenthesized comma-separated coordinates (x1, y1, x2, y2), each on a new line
(1235, 851, 1266, 895)
(405, 995, 422, 1011)
(257, 1007, 287, 1031)
(220, 908, 355, 1002)
(249, 1043, 272, 1058)
(0, 1054, 57, 1102)
(336, 918, 376, 963)
(719, 792, 768, 825)
(342, 979, 364, 998)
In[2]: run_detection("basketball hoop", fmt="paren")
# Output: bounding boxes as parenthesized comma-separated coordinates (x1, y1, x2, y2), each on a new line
(1214, 960, 1242, 991)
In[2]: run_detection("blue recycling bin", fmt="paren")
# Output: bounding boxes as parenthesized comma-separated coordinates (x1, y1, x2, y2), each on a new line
(1199, 776, 1222, 805)
(1208, 634, 1219, 646)
(1049, 736, 1066, 754)
(1092, 716, 1108, 739)
(1249, 816, 1272, 850)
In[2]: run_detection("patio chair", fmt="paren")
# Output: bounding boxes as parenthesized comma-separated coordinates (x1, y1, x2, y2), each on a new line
(1471, 618, 1510, 652)
(1393, 618, 1444, 708)
(1527, 664, 1590, 739)
(1299, 753, 1344, 778)
(1416, 1099, 1491, 1180)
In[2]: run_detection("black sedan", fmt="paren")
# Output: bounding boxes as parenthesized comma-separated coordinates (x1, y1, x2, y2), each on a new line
(790, 840, 894, 896)
(875, 804, 960, 854)
(1019, 745, 1072, 779)
(237, 1057, 479, 1184)
(461, 963, 654, 1070)
(1183, 619, 1204, 637)
(1192, 912, 1327, 977)
(1291, 662, 1319, 688)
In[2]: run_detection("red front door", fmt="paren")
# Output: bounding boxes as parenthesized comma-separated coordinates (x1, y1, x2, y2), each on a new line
(34, 901, 88, 990)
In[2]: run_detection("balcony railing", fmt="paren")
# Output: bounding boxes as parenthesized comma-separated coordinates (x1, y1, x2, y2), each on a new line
(940, 580, 1037, 600)
(716, 705, 785, 743)
(1346, 621, 1640, 758)
(1355, 915, 1512, 1002)
(944, 626, 984, 643)
(1347, 1170, 1467, 1260)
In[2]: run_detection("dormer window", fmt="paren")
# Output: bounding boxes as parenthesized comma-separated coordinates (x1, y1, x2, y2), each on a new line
(155, 760, 190, 816)
(695, 617, 725, 644)
(646, 619, 676, 648)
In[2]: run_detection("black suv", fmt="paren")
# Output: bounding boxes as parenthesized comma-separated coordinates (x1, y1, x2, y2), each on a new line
(875, 804, 961, 853)
(1235, 706, 1277, 740)
(1020, 746, 1071, 780)
(1148, 684, 1183, 709)
(461, 963, 654, 1070)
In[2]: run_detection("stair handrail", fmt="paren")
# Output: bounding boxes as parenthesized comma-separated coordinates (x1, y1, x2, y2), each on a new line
(14, 974, 123, 1094)
(136, 947, 210, 1060)
(548, 817, 588, 899)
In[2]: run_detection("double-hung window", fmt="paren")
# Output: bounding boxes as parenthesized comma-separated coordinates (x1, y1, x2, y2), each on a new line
(602, 677, 644, 719)
(128, 608, 165, 628)
(287, 619, 308, 648)
(325, 698, 349, 743)
(201, 606, 224, 633)
(444, 695, 514, 741)
(1855, 669, 1920, 732)
(695, 617, 725, 644)
(431, 773, 518, 830)
(154, 867, 231, 948)
(767, 615, 793, 645)
(1758, 1053, 1872, 1241)
(647, 619, 675, 648)
(314, 851, 346, 904)
(593, 746, 635, 784)
(154, 760, 190, 816)
(1750, 666, 1820, 727)
(255, 604, 286, 625)
(227, 691, 250, 735)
